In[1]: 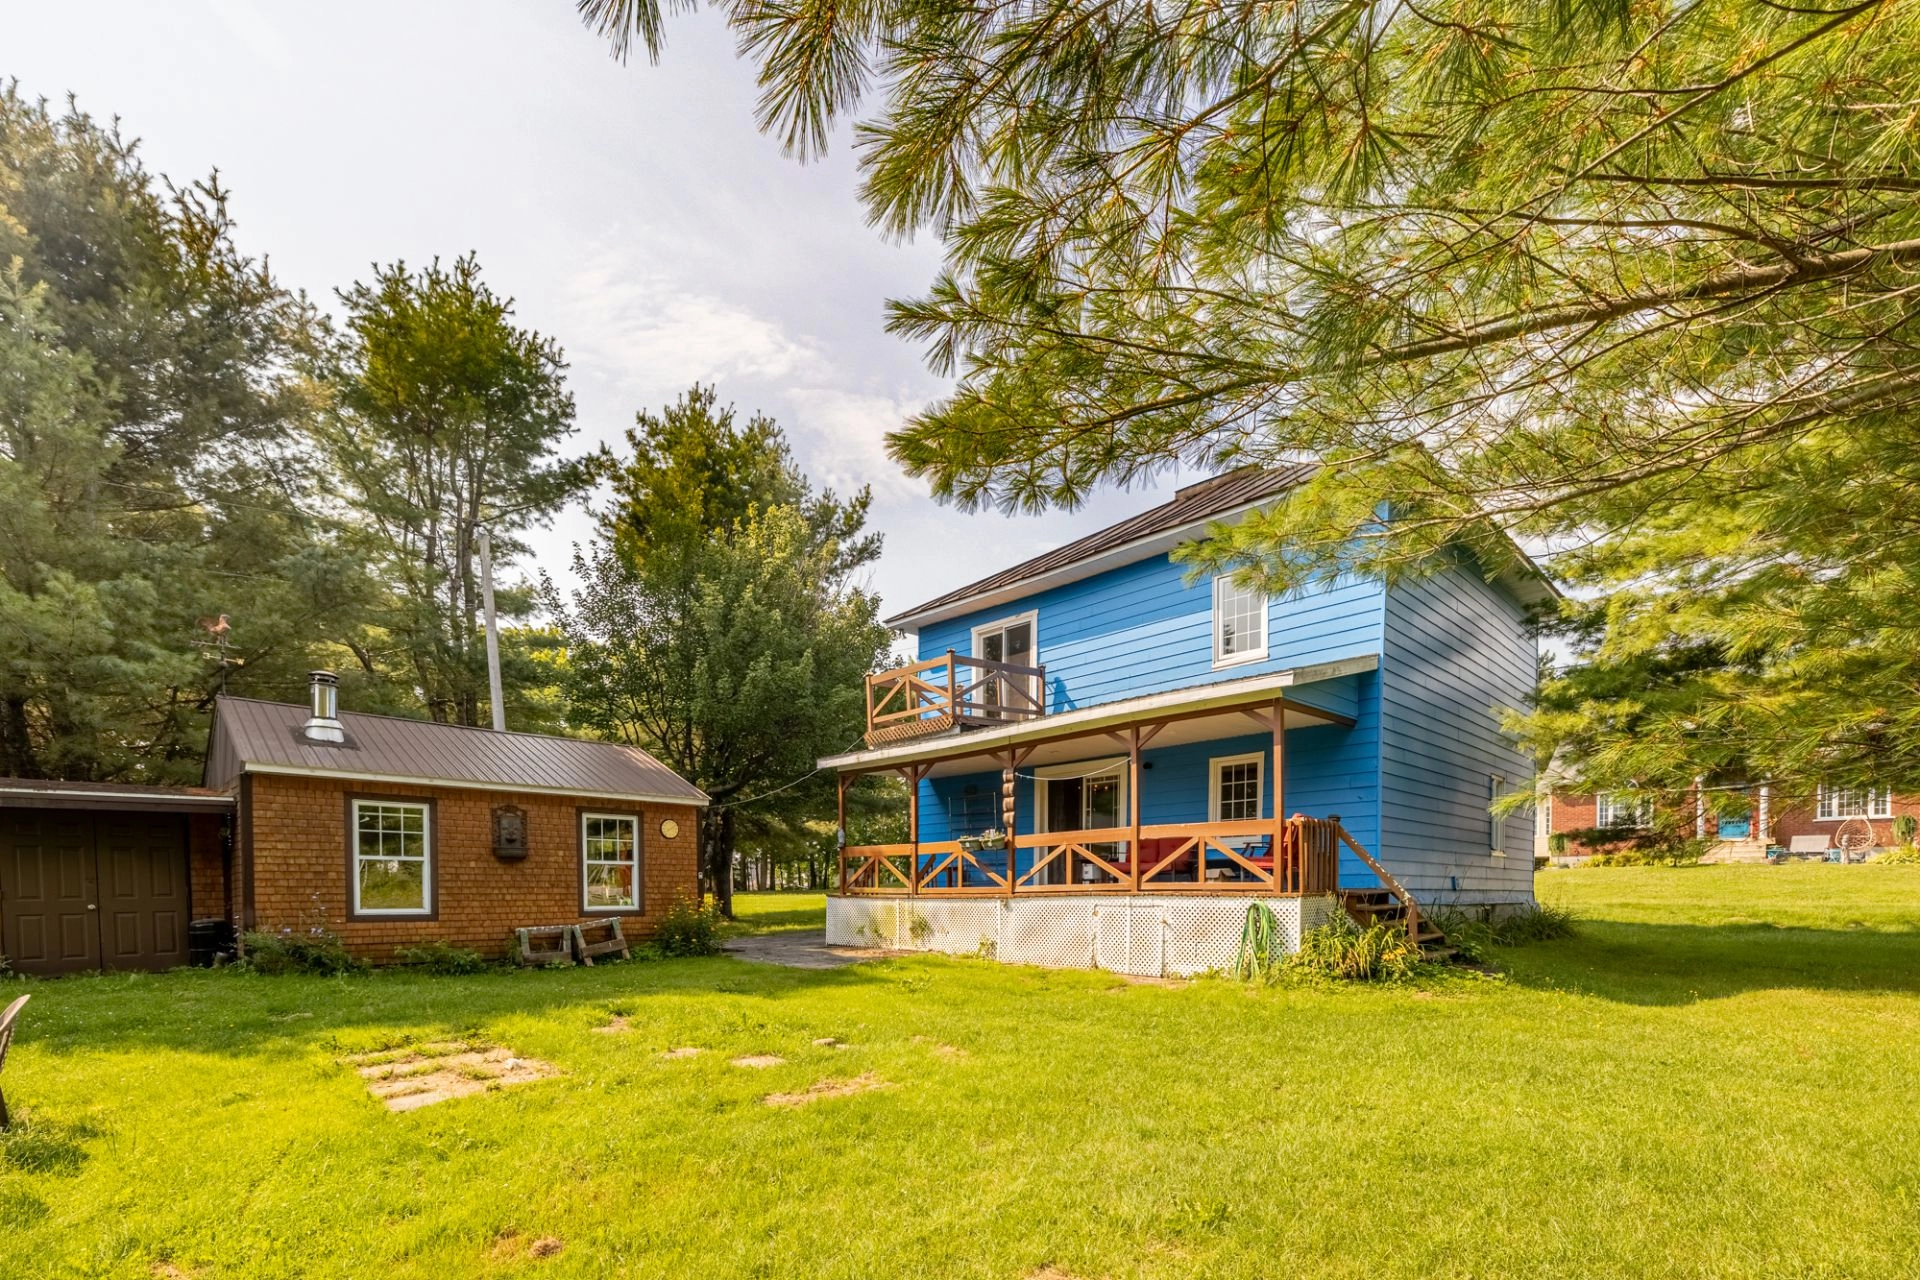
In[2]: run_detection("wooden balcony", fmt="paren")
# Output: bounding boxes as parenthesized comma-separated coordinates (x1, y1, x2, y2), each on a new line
(838, 815, 1348, 898)
(864, 650, 1046, 747)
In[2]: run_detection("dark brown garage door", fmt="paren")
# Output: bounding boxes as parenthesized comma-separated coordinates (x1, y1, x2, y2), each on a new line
(0, 809, 189, 976)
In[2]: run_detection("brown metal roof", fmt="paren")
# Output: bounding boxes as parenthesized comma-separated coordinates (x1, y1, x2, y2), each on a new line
(886, 465, 1314, 626)
(0, 778, 235, 812)
(206, 697, 709, 806)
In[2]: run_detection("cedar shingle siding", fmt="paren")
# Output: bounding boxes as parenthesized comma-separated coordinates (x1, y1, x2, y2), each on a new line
(246, 774, 700, 961)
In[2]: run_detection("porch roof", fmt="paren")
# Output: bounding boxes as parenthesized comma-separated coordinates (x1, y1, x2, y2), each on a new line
(819, 654, 1375, 778)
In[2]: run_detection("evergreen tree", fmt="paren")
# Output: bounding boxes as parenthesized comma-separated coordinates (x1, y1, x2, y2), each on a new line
(551, 389, 890, 915)
(0, 89, 362, 781)
(580, 0, 1920, 802)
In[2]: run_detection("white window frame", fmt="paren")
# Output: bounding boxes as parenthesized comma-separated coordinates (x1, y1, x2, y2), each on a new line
(580, 811, 642, 913)
(1208, 752, 1266, 823)
(1595, 792, 1652, 830)
(350, 798, 433, 917)
(1489, 774, 1506, 856)
(1033, 757, 1129, 833)
(1814, 785, 1892, 821)
(1211, 575, 1269, 668)
(969, 610, 1039, 667)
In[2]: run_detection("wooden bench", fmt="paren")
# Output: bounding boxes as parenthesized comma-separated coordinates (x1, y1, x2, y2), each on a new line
(0, 993, 29, 1131)
(515, 921, 632, 967)
(515, 925, 578, 968)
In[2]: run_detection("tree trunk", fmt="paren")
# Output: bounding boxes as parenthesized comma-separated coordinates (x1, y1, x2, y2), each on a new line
(704, 807, 736, 919)
(0, 696, 41, 779)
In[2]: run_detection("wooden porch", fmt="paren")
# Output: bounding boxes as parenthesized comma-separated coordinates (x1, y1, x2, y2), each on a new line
(836, 815, 1348, 897)
(863, 651, 1046, 747)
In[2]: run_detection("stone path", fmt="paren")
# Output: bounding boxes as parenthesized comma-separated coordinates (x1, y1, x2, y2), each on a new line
(723, 929, 881, 970)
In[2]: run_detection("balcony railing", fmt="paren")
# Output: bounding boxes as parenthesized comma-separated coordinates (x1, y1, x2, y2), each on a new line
(863, 650, 1046, 747)
(838, 816, 1346, 897)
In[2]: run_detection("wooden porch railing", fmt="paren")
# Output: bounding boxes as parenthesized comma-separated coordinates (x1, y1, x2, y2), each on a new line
(863, 650, 1046, 746)
(837, 816, 1346, 898)
(1335, 827, 1422, 944)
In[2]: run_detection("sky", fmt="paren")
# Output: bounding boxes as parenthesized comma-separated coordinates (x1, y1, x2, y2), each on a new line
(10, 0, 1193, 634)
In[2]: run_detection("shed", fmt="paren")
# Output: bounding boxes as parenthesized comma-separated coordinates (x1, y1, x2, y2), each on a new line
(204, 676, 709, 963)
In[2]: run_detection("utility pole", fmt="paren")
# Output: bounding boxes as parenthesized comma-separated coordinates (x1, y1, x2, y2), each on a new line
(478, 527, 506, 732)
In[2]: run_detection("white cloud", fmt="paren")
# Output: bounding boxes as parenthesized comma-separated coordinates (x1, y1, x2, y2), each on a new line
(557, 246, 824, 402)
(784, 387, 929, 501)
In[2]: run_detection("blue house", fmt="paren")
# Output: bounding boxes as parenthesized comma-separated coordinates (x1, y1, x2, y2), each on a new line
(820, 467, 1552, 975)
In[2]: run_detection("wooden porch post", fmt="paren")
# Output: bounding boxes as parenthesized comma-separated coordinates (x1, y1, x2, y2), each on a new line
(836, 772, 849, 895)
(1002, 750, 1018, 894)
(907, 764, 922, 896)
(1129, 725, 1143, 894)
(1271, 701, 1287, 891)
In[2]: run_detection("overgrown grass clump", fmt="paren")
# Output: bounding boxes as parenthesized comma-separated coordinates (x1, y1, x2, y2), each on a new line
(1433, 902, 1579, 962)
(1283, 914, 1425, 983)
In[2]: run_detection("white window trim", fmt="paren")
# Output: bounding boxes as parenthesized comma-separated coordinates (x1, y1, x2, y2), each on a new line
(1814, 784, 1892, 821)
(1032, 757, 1129, 833)
(1595, 792, 1652, 831)
(969, 610, 1040, 665)
(350, 798, 433, 917)
(1489, 774, 1506, 857)
(580, 810, 642, 914)
(1211, 575, 1269, 669)
(1207, 752, 1266, 823)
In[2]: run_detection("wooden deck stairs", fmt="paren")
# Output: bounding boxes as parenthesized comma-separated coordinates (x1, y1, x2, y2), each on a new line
(1338, 888, 1457, 961)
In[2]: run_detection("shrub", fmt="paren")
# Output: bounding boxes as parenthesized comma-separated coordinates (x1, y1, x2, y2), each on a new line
(393, 941, 489, 975)
(1892, 814, 1917, 847)
(1284, 915, 1424, 983)
(655, 896, 723, 957)
(241, 927, 360, 976)
(1547, 832, 1570, 856)
(1872, 845, 1920, 865)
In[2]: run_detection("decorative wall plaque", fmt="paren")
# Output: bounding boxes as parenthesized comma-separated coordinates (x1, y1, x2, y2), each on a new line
(659, 818, 680, 840)
(492, 805, 529, 860)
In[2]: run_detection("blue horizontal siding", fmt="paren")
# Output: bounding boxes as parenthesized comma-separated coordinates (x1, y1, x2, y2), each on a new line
(916, 552, 1385, 712)
(913, 694, 1382, 884)
(1377, 556, 1537, 903)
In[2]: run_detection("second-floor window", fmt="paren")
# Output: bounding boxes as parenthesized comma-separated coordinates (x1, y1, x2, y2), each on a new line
(1212, 576, 1268, 667)
(1815, 785, 1891, 820)
(1595, 792, 1652, 830)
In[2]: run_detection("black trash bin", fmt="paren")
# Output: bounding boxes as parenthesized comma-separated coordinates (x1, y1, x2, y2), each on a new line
(188, 918, 236, 968)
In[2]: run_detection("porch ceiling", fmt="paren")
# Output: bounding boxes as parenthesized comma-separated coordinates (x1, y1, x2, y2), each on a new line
(820, 655, 1375, 778)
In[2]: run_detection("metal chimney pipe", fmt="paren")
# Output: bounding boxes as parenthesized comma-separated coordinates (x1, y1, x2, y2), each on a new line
(303, 670, 345, 743)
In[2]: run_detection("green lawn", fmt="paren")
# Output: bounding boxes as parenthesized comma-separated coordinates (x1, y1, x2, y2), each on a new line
(5, 868, 1920, 1279)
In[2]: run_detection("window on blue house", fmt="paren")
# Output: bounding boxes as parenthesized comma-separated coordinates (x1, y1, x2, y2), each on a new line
(1212, 576, 1268, 667)
(1209, 753, 1264, 822)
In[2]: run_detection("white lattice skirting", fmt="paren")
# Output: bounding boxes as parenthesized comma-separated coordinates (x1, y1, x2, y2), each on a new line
(826, 894, 1338, 978)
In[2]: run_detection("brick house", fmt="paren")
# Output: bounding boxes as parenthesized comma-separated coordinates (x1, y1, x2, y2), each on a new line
(1545, 782, 1919, 861)
(0, 672, 706, 975)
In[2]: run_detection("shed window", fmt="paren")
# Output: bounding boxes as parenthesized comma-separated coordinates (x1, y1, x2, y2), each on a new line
(352, 800, 431, 915)
(1815, 785, 1891, 821)
(1209, 753, 1264, 823)
(1212, 576, 1268, 666)
(582, 812, 641, 911)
